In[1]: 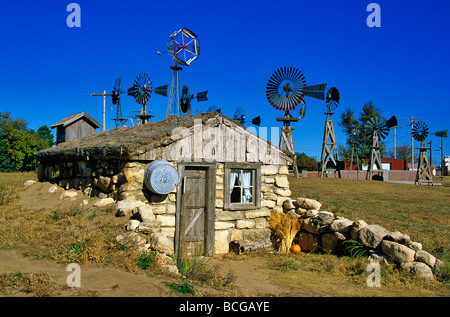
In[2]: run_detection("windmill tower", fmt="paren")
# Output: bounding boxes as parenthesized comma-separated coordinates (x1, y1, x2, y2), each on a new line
(265, 66, 327, 177)
(349, 127, 361, 179)
(413, 121, 433, 185)
(364, 115, 397, 180)
(111, 76, 127, 129)
(319, 87, 340, 177)
(157, 28, 201, 117)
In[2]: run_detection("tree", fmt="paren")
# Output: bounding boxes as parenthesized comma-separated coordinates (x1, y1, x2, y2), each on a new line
(387, 144, 418, 163)
(296, 152, 319, 171)
(0, 112, 50, 171)
(37, 125, 54, 147)
(0, 131, 14, 172)
(338, 100, 386, 161)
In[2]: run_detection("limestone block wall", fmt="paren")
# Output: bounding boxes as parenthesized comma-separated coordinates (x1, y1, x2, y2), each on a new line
(213, 163, 291, 254)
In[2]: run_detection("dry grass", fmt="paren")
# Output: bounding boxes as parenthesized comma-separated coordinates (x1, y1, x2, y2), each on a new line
(0, 172, 143, 274)
(0, 271, 56, 297)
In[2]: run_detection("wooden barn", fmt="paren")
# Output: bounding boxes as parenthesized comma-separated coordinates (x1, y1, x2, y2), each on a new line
(35, 113, 293, 257)
(51, 111, 102, 145)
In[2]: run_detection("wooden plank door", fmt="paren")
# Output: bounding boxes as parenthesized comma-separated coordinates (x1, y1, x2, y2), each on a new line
(180, 168, 207, 259)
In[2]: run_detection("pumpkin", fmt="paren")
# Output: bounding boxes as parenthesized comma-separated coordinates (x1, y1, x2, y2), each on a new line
(290, 244, 301, 253)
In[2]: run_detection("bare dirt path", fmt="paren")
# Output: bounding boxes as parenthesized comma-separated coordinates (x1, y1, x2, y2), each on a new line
(209, 255, 287, 296)
(0, 249, 179, 297)
(0, 249, 285, 297)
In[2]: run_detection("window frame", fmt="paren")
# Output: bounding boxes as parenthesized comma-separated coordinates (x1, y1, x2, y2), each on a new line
(223, 162, 261, 211)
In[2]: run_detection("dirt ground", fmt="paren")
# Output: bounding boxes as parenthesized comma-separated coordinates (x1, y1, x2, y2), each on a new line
(0, 181, 285, 297)
(0, 249, 283, 297)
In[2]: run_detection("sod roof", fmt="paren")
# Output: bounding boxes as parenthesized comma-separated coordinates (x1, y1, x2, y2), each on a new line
(35, 112, 225, 161)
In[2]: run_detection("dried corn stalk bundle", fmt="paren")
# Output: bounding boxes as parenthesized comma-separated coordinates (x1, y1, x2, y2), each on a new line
(268, 211, 303, 253)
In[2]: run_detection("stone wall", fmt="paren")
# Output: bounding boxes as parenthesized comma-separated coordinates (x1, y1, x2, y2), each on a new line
(38, 159, 123, 199)
(213, 164, 291, 254)
(115, 163, 292, 256)
(39, 160, 292, 256)
(280, 197, 444, 280)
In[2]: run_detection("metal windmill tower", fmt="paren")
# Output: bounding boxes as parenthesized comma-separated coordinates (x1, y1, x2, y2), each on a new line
(111, 76, 127, 129)
(266, 66, 327, 177)
(364, 115, 397, 180)
(157, 28, 201, 117)
(413, 121, 433, 185)
(348, 127, 361, 179)
(319, 87, 340, 177)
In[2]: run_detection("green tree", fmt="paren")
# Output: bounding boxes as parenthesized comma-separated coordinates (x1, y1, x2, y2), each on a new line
(296, 152, 319, 171)
(37, 125, 54, 147)
(0, 131, 14, 172)
(0, 112, 49, 171)
(338, 100, 386, 162)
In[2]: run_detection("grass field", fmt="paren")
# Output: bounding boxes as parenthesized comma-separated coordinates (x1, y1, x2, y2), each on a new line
(0, 172, 449, 296)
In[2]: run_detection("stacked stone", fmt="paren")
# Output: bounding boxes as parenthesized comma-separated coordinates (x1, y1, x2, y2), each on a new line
(114, 199, 179, 276)
(281, 197, 444, 280)
(213, 164, 292, 254)
(38, 160, 122, 199)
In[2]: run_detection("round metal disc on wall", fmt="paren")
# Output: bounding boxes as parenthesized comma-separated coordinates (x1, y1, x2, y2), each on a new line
(144, 160, 178, 195)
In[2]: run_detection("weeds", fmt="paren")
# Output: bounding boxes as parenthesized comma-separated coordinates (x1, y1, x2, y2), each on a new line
(168, 281, 195, 295)
(58, 238, 90, 263)
(338, 240, 371, 258)
(137, 251, 156, 270)
(0, 271, 56, 297)
(172, 256, 236, 295)
(49, 207, 83, 221)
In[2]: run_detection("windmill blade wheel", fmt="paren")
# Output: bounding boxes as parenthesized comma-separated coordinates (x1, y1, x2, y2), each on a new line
(412, 121, 429, 142)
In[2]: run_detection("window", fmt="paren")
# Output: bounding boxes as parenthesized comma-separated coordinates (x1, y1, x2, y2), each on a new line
(224, 163, 261, 210)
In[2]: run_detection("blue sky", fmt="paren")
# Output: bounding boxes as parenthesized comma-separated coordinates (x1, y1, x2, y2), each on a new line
(0, 0, 449, 165)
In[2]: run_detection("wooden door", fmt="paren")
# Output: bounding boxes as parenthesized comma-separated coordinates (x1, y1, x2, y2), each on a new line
(180, 168, 207, 259)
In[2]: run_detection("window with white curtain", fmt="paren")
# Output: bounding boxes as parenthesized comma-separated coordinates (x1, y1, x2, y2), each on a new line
(224, 163, 261, 210)
(230, 169, 253, 203)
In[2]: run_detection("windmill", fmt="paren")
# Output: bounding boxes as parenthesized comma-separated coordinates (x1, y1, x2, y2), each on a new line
(233, 106, 261, 126)
(319, 87, 340, 177)
(364, 115, 397, 180)
(266, 66, 327, 177)
(111, 76, 127, 129)
(434, 130, 448, 176)
(348, 126, 361, 179)
(157, 28, 206, 117)
(180, 85, 208, 114)
(127, 72, 168, 124)
(413, 121, 433, 184)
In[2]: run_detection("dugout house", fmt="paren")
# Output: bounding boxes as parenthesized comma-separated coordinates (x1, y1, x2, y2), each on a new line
(34, 113, 293, 257)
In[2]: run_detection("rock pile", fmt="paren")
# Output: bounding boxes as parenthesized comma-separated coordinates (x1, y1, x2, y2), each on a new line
(281, 197, 444, 280)
(113, 199, 179, 276)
